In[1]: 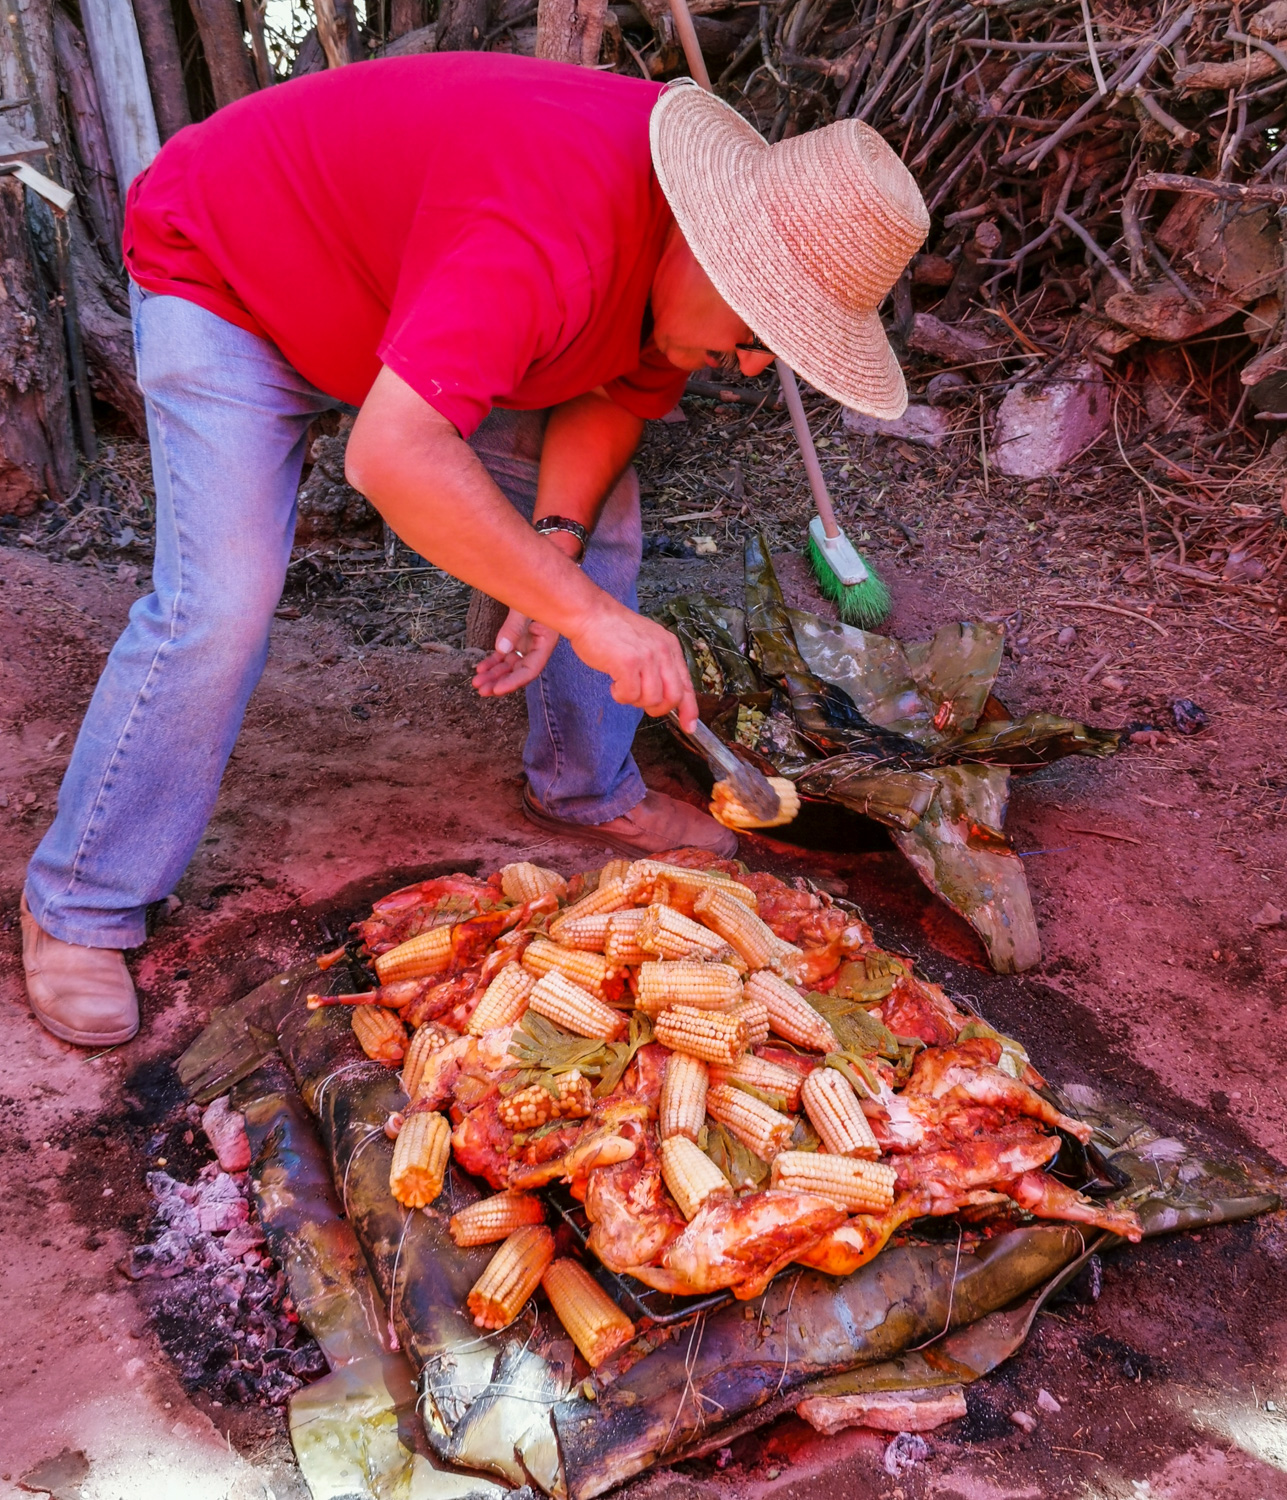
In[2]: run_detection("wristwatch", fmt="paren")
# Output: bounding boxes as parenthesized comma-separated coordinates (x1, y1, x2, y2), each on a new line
(533, 515, 588, 561)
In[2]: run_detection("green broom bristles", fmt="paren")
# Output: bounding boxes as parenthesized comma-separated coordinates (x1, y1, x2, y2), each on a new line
(807, 531, 891, 629)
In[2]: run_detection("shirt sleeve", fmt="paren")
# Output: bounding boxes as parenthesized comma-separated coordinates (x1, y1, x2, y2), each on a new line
(603, 334, 689, 420)
(378, 225, 562, 438)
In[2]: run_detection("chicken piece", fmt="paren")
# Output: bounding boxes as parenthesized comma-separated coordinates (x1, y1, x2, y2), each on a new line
(507, 1099, 650, 1191)
(585, 1129, 686, 1274)
(905, 1046, 1092, 1145)
(1002, 1171, 1143, 1242)
(740, 872, 872, 987)
(893, 1124, 1061, 1198)
(654, 1189, 846, 1300)
(406, 970, 480, 1030)
(652, 849, 746, 878)
(876, 974, 968, 1047)
(411, 1026, 517, 1111)
(451, 1098, 517, 1190)
(354, 873, 506, 953)
(793, 1191, 932, 1276)
(619, 1042, 669, 1114)
(864, 1088, 1010, 1155)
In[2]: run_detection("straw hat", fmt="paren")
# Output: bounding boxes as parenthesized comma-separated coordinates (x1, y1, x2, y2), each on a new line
(650, 83, 930, 419)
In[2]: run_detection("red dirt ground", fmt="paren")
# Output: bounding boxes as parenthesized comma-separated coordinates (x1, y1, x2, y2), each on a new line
(1, 532, 1284, 1499)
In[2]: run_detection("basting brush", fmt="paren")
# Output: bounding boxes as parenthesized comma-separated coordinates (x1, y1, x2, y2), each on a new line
(776, 359, 891, 629)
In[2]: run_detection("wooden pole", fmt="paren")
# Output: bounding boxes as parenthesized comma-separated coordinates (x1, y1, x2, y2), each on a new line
(52, 9, 123, 254)
(435, 0, 489, 51)
(187, 0, 259, 106)
(314, 0, 363, 65)
(130, 0, 192, 141)
(79, 0, 160, 190)
(535, 0, 609, 66)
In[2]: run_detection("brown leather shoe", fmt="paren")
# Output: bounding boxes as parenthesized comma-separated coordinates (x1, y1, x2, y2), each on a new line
(20, 893, 139, 1047)
(523, 788, 739, 859)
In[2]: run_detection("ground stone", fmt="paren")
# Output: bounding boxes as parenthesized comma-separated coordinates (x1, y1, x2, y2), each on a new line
(843, 403, 951, 448)
(992, 360, 1109, 478)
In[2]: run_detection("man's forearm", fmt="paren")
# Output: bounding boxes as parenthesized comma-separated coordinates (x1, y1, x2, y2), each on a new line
(346, 369, 613, 639)
(535, 390, 645, 534)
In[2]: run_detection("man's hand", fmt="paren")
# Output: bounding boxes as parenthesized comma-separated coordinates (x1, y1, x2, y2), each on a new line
(472, 609, 559, 697)
(567, 606, 698, 730)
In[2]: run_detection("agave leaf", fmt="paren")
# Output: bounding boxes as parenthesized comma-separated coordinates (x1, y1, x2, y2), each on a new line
(904, 621, 1005, 734)
(892, 765, 1041, 974)
(508, 1013, 611, 1076)
(703, 1121, 771, 1192)
(592, 1012, 655, 1099)
(655, 595, 760, 697)
(787, 609, 938, 742)
(806, 991, 902, 1059)
(824, 1052, 881, 1098)
(933, 711, 1122, 767)
(797, 759, 937, 830)
(726, 1078, 792, 1113)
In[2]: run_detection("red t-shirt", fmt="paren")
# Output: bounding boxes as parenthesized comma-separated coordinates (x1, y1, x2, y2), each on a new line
(124, 55, 686, 436)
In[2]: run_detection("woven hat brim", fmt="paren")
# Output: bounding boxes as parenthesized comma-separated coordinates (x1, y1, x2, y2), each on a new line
(650, 85, 911, 420)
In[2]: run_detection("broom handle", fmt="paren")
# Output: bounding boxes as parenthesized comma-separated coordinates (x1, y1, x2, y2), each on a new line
(667, 0, 713, 88)
(667, 11, 842, 545)
(776, 358, 841, 540)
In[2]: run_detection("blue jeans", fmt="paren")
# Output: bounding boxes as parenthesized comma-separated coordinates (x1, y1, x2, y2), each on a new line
(25, 290, 645, 949)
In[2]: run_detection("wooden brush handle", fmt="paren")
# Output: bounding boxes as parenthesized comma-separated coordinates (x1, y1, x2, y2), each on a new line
(776, 359, 840, 540)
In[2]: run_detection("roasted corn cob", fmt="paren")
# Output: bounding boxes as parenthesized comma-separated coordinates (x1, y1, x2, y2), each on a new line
(374, 924, 455, 984)
(352, 1006, 409, 1064)
(401, 1021, 457, 1094)
(659, 1051, 708, 1141)
(624, 861, 758, 917)
(555, 912, 613, 953)
(660, 1135, 734, 1220)
(497, 1071, 594, 1130)
(801, 1067, 881, 1159)
(709, 1054, 804, 1111)
(541, 1258, 636, 1367)
(467, 963, 535, 1035)
(635, 960, 743, 1015)
(522, 938, 612, 1000)
(638, 903, 738, 965)
(728, 994, 770, 1047)
(693, 887, 801, 973)
(745, 971, 839, 1053)
(603, 908, 650, 967)
(654, 1006, 749, 1065)
(549, 878, 629, 937)
(598, 858, 632, 886)
(449, 1191, 545, 1247)
(769, 1151, 897, 1212)
(500, 861, 568, 904)
(389, 1108, 451, 1207)
(467, 1225, 555, 1330)
(710, 776, 800, 831)
(527, 971, 627, 1041)
(706, 1082, 794, 1159)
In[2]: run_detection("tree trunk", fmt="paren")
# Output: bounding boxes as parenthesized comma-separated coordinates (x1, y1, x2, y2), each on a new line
(536, 0, 608, 66)
(314, 0, 363, 65)
(0, 175, 76, 514)
(187, 0, 258, 106)
(80, 0, 161, 190)
(464, 590, 509, 652)
(130, 0, 192, 141)
(52, 9, 123, 258)
(389, 0, 425, 39)
(436, 0, 489, 51)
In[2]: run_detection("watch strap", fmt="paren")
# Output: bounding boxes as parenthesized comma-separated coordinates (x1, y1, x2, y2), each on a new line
(533, 515, 589, 557)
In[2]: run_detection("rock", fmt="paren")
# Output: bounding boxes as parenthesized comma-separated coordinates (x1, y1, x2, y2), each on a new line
(198, 1196, 249, 1235)
(908, 311, 1008, 367)
(295, 433, 380, 544)
(992, 361, 1110, 478)
(843, 403, 950, 448)
(798, 1385, 968, 1435)
(1100, 674, 1127, 693)
(202, 1095, 252, 1173)
(1010, 1409, 1037, 1432)
(1250, 902, 1282, 930)
(1037, 1388, 1062, 1413)
(1105, 286, 1243, 343)
(1057, 626, 1077, 646)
